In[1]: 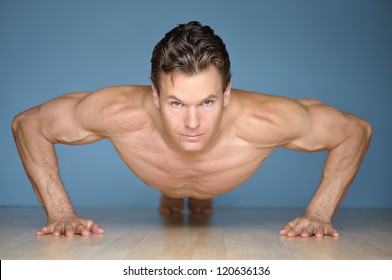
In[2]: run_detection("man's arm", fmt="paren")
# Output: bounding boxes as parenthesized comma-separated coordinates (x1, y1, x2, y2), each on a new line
(271, 98, 372, 238)
(12, 91, 108, 237)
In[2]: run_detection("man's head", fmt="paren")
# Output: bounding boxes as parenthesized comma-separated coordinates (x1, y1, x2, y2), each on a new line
(150, 21, 231, 93)
(150, 21, 232, 152)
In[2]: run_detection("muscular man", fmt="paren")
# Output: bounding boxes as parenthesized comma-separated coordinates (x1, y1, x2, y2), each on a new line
(12, 21, 371, 238)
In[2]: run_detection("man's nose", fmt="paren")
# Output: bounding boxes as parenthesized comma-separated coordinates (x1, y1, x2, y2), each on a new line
(184, 106, 200, 129)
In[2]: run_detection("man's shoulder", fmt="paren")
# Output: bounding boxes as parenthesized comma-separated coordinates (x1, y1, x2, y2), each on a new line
(234, 89, 322, 114)
(78, 85, 153, 133)
(91, 85, 151, 103)
(231, 89, 298, 115)
(231, 89, 309, 148)
(101, 83, 151, 101)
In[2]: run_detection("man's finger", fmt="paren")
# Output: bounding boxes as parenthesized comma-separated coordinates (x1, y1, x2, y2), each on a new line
(327, 228, 340, 237)
(53, 224, 64, 237)
(36, 226, 49, 236)
(84, 219, 104, 234)
(279, 225, 292, 235)
(85, 219, 94, 229)
(64, 225, 75, 237)
(301, 225, 314, 238)
(90, 223, 104, 234)
(287, 228, 301, 237)
(74, 224, 90, 236)
(315, 226, 324, 238)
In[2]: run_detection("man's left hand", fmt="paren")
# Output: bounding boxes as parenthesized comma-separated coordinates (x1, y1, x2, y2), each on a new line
(279, 215, 340, 238)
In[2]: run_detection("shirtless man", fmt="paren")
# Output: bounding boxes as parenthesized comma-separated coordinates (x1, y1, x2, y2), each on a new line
(12, 21, 372, 238)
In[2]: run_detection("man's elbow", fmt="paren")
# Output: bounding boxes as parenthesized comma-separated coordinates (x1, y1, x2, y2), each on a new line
(362, 120, 372, 141)
(12, 110, 36, 136)
(356, 118, 372, 145)
(12, 112, 26, 135)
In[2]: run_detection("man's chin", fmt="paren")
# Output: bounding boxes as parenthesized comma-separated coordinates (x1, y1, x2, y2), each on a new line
(177, 141, 207, 152)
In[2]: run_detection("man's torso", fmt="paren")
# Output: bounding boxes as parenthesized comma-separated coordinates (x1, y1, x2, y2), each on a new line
(103, 86, 277, 198)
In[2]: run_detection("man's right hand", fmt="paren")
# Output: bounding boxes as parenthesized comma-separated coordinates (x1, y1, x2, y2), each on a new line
(36, 213, 104, 237)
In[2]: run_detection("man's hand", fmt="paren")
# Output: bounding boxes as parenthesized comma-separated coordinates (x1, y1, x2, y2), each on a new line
(279, 215, 339, 238)
(36, 213, 104, 237)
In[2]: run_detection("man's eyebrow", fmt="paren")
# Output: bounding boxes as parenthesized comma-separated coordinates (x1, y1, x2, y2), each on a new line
(165, 95, 182, 101)
(165, 94, 219, 103)
(201, 94, 219, 102)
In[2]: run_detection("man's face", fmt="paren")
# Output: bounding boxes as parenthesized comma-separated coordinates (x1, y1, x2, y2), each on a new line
(152, 66, 231, 152)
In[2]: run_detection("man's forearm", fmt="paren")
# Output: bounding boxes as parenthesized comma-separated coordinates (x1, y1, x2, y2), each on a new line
(305, 120, 372, 221)
(12, 113, 75, 217)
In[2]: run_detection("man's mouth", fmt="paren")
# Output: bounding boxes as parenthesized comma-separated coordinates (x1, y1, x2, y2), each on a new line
(180, 133, 204, 141)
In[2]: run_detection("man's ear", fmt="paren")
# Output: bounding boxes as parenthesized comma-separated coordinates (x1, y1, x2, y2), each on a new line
(223, 82, 231, 107)
(152, 85, 160, 108)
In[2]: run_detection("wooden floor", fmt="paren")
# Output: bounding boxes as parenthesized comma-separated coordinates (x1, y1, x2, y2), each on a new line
(0, 207, 391, 260)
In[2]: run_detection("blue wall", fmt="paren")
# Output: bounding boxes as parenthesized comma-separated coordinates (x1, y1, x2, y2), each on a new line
(1, 0, 391, 208)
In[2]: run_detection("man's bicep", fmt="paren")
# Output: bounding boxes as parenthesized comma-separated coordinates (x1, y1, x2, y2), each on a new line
(283, 100, 353, 152)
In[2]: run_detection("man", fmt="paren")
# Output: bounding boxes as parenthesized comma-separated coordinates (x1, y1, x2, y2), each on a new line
(12, 21, 372, 238)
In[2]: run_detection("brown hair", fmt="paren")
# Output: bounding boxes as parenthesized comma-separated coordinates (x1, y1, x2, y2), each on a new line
(151, 21, 231, 92)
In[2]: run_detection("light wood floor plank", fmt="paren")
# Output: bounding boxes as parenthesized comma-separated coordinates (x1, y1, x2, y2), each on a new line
(0, 207, 391, 260)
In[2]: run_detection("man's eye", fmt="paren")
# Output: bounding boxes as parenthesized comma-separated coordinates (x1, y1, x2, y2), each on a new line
(202, 100, 213, 106)
(171, 102, 182, 108)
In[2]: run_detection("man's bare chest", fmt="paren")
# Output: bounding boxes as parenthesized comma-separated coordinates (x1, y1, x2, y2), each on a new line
(110, 133, 272, 198)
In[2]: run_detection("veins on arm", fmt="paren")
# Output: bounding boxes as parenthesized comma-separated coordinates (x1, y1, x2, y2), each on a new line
(274, 97, 371, 237)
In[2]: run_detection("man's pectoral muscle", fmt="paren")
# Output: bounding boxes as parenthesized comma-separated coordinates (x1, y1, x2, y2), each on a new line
(110, 123, 273, 199)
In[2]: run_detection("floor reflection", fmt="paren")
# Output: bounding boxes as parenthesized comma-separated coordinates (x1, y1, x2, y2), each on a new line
(159, 211, 212, 227)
